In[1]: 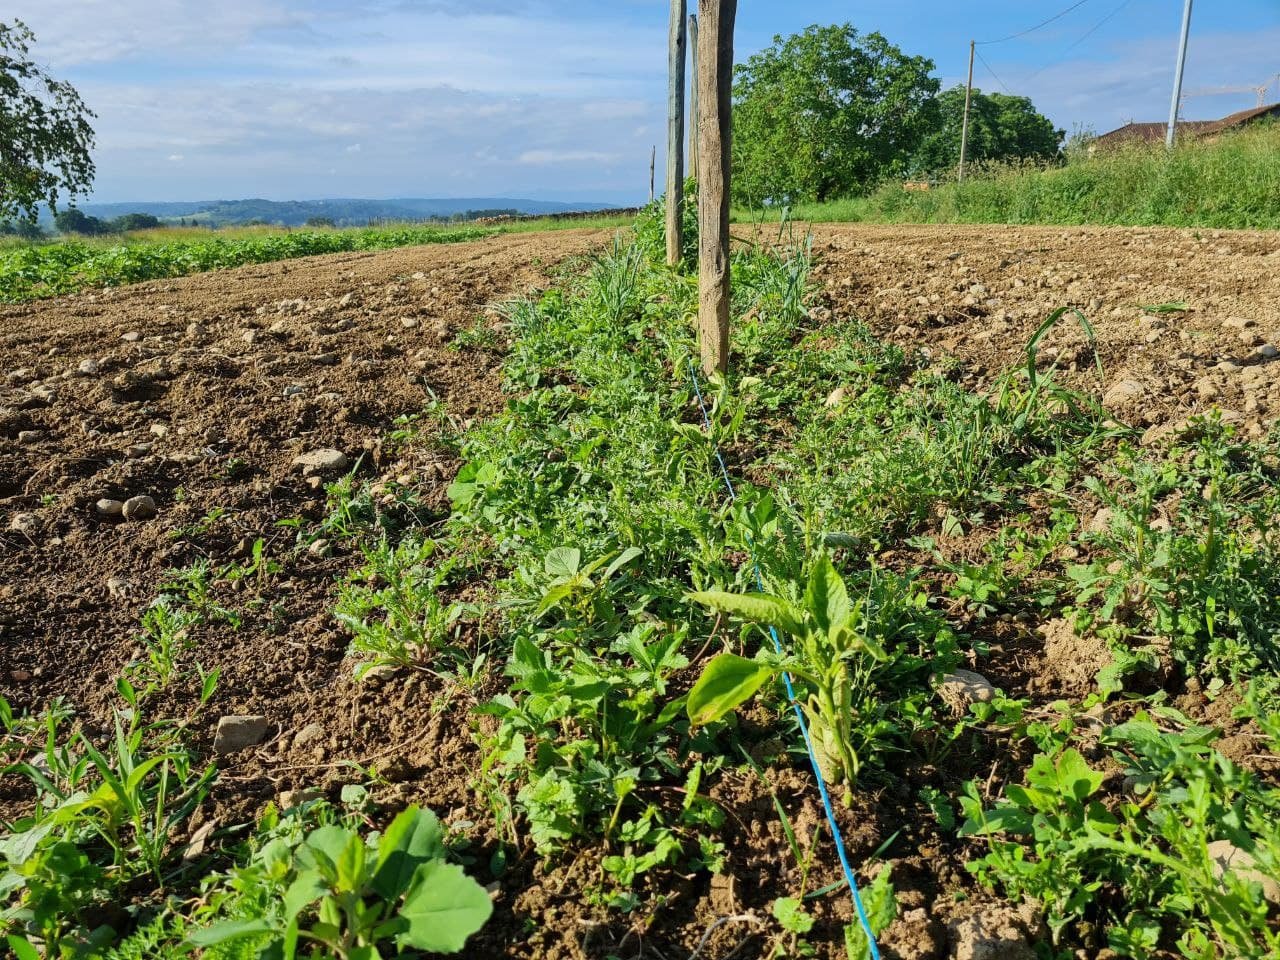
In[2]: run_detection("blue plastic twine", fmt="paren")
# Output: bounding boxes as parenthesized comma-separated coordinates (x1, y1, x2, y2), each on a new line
(688, 359, 882, 960)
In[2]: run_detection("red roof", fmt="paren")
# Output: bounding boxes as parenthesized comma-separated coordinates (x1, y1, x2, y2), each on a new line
(1093, 103, 1280, 149)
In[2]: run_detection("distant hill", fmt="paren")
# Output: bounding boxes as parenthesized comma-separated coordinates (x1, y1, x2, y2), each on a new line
(58, 197, 621, 228)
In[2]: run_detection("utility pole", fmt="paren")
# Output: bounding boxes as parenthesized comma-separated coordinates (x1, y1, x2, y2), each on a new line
(688, 13, 700, 183)
(696, 0, 736, 375)
(666, 0, 687, 267)
(958, 40, 975, 181)
(1166, 0, 1194, 149)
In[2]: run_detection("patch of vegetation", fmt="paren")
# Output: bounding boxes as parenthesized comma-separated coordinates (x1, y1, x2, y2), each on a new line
(784, 124, 1280, 230)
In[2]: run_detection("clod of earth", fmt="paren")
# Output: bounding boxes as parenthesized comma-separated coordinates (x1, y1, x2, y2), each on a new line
(939, 669, 996, 711)
(1207, 840, 1280, 904)
(122, 495, 157, 521)
(292, 448, 350, 476)
(213, 715, 271, 755)
(8, 512, 37, 534)
(1102, 379, 1144, 407)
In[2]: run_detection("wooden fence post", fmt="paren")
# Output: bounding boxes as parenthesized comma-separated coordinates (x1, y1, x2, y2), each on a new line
(666, 0, 687, 267)
(697, 0, 735, 375)
(688, 13, 700, 184)
(650, 145, 656, 202)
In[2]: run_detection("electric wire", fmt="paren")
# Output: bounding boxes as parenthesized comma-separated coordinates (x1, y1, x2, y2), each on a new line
(977, 0, 1094, 45)
(974, 48, 1013, 94)
(1020, 0, 1136, 84)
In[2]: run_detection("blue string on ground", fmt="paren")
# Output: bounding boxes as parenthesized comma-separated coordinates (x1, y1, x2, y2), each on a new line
(687, 361, 883, 960)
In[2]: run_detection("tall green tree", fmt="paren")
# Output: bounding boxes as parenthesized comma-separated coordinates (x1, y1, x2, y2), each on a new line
(0, 20, 96, 225)
(914, 85, 1063, 175)
(731, 24, 939, 204)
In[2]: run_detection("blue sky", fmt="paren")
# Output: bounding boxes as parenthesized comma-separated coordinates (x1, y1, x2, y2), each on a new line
(11, 0, 1280, 204)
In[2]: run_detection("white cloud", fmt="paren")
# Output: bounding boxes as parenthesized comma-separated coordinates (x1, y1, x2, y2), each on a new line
(345, 143, 362, 153)
(517, 149, 623, 165)
(167, 154, 184, 162)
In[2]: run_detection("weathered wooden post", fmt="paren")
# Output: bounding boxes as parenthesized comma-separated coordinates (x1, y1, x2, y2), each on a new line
(696, 0, 735, 375)
(650, 145, 656, 202)
(666, 0, 687, 267)
(688, 13, 700, 184)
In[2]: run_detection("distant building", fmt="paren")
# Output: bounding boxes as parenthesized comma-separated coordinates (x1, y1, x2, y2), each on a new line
(1091, 102, 1280, 151)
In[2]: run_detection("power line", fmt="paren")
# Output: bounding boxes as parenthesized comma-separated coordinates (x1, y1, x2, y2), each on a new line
(974, 48, 1013, 93)
(1021, 0, 1135, 84)
(977, 0, 1093, 45)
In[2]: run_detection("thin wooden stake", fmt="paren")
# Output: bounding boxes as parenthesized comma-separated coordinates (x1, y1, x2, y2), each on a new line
(650, 145, 656, 202)
(688, 13, 700, 184)
(697, 0, 735, 375)
(666, 0, 687, 267)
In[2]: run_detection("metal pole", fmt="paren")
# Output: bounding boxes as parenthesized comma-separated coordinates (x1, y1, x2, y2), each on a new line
(666, 0, 687, 267)
(959, 40, 975, 182)
(1166, 0, 1194, 149)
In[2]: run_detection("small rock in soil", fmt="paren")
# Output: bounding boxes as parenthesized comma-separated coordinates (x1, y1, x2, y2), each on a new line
(96, 498, 125, 518)
(1256, 343, 1279, 360)
(214, 715, 271, 755)
(279, 787, 324, 809)
(77, 358, 100, 376)
(121, 331, 142, 342)
(825, 386, 847, 408)
(293, 722, 326, 749)
(122, 495, 157, 521)
(9, 513, 37, 534)
(283, 384, 306, 398)
(17, 430, 40, 444)
(1102, 379, 1143, 406)
(106, 576, 131, 598)
(939, 669, 995, 710)
(307, 538, 332, 558)
(292, 448, 349, 476)
(948, 903, 1040, 960)
(1207, 840, 1280, 903)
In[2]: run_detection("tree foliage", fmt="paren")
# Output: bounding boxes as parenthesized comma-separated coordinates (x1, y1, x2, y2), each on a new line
(53, 208, 108, 235)
(914, 85, 1064, 175)
(0, 20, 96, 224)
(731, 24, 939, 204)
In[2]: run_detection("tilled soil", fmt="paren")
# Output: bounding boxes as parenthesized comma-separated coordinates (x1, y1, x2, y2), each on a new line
(807, 223, 1280, 439)
(2, 222, 1279, 960)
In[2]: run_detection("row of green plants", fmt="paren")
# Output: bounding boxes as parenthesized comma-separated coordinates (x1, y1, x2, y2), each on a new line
(0, 224, 495, 302)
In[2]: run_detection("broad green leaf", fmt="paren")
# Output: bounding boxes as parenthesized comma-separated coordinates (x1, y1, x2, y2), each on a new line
(372, 806, 444, 901)
(686, 654, 776, 726)
(543, 546, 581, 578)
(602, 546, 643, 581)
(805, 554, 850, 636)
(772, 897, 815, 934)
(335, 832, 367, 893)
(535, 582, 575, 617)
(282, 870, 327, 921)
(299, 825, 351, 875)
(687, 591, 804, 636)
(187, 918, 275, 947)
(397, 859, 493, 954)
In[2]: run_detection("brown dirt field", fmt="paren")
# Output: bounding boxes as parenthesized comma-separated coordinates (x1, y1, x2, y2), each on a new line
(807, 223, 1280, 438)
(2, 222, 1278, 960)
